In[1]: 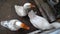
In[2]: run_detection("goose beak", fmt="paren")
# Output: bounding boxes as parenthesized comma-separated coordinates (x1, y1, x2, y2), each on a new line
(21, 23, 30, 30)
(30, 3, 35, 8)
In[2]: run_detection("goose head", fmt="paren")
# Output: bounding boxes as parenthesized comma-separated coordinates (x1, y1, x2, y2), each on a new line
(23, 3, 35, 9)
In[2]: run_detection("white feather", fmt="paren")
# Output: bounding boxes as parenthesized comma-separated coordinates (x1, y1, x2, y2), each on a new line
(28, 10, 52, 30)
(14, 5, 27, 16)
(1, 19, 22, 31)
(14, 3, 31, 17)
(51, 22, 60, 28)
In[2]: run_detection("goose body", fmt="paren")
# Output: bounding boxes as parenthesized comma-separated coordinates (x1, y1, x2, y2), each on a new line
(15, 5, 28, 16)
(51, 22, 60, 28)
(28, 10, 52, 30)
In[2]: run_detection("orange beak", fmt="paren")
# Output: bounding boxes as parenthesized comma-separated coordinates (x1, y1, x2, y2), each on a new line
(21, 23, 30, 30)
(30, 3, 35, 8)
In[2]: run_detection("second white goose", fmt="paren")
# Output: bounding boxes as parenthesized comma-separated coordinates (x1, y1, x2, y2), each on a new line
(14, 3, 35, 17)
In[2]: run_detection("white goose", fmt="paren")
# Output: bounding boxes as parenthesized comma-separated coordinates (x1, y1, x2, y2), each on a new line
(1, 19, 30, 31)
(14, 3, 35, 17)
(28, 10, 52, 30)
